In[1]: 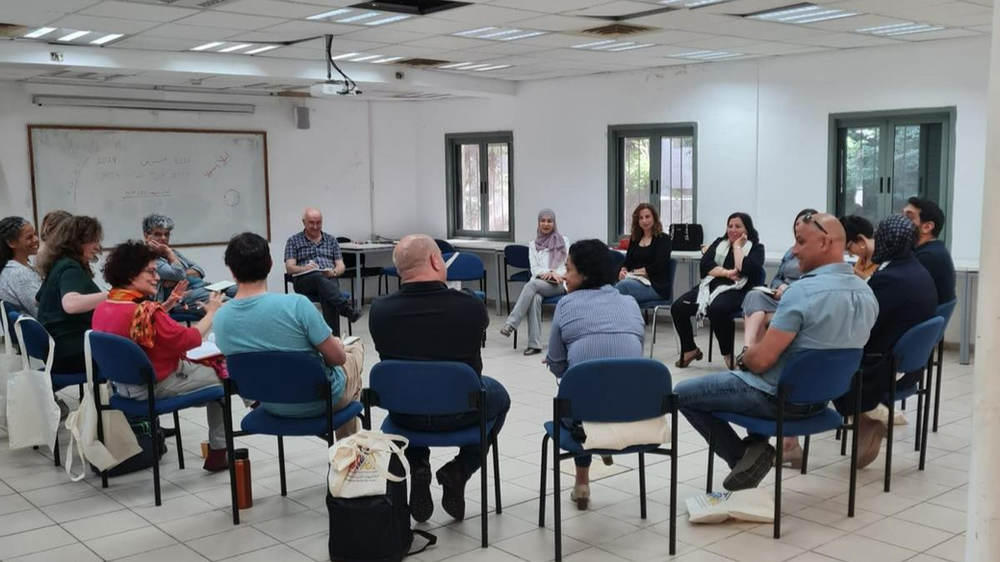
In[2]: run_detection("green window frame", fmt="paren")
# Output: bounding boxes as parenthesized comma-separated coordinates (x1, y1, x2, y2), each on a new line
(445, 131, 514, 241)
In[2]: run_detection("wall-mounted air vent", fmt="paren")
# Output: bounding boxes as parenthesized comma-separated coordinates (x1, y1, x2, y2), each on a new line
(348, 1, 471, 16)
(396, 58, 450, 67)
(0, 23, 29, 37)
(578, 23, 657, 37)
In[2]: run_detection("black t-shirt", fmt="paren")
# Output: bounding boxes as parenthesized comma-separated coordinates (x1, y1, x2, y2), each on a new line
(369, 281, 489, 375)
(914, 239, 956, 304)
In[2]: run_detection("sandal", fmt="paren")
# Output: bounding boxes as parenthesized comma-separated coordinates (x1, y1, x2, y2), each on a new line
(570, 484, 590, 510)
(500, 325, 513, 337)
(523, 347, 541, 356)
(674, 349, 703, 369)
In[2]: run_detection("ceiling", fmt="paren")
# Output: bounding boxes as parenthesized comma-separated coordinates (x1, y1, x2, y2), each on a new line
(0, 0, 994, 99)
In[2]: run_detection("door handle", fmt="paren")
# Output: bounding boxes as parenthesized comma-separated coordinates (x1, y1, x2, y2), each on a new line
(887, 177, 892, 194)
(879, 177, 884, 194)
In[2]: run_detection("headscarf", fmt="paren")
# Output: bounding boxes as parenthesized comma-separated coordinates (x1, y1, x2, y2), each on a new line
(872, 214, 916, 264)
(534, 209, 567, 270)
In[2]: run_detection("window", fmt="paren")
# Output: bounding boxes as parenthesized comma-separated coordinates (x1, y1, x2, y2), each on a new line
(446, 132, 514, 240)
(829, 109, 955, 240)
(607, 123, 696, 241)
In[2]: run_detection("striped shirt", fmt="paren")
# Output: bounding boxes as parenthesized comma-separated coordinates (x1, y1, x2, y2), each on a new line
(283, 231, 343, 270)
(546, 284, 645, 378)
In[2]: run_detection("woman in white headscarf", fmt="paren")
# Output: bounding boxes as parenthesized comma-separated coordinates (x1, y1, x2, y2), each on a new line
(500, 209, 569, 356)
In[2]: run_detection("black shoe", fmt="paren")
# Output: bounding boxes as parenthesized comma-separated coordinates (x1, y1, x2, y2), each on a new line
(436, 461, 467, 521)
(410, 463, 434, 523)
(723, 440, 775, 492)
(161, 427, 178, 438)
(343, 307, 363, 323)
(523, 347, 541, 356)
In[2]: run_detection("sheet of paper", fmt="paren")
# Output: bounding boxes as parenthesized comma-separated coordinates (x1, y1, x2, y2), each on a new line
(187, 341, 222, 361)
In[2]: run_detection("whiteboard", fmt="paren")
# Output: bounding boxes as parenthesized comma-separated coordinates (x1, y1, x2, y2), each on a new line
(29, 126, 270, 246)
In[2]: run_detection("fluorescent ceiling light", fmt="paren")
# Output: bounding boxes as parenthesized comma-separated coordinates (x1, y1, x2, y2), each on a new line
(307, 8, 352, 20)
(592, 41, 631, 50)
(478, 29, 523, 39)
(33, 94, 255, 114)
(330, 52, 359, 60)
(608, 43, 654, 52)
(454, 26, 547, 41)
(90, 33, 124, 45)
(219, 43, 252, 52)
(439, 62, 474, 69)
(501, 31, 547, 41)
(245, 45, 279, 55)
(857, 22, 945, 36)
(661, 0, 731, 6)
(337, 12, 380, 23)
(574, 39, 654, 51)
(454, 27, 496, 36)
(191, 41, 224, 51)
(24, 27, 57, 39)
(572, 39, 616, 49)
(350, 54, 382, 62)
(365, 14, 411, 26)
(472, 65, 511, 72)
(58, 30, 90, 42)
(748, 4, 858, 25)
(373, 56, 404, 63)
(461, 63, 492, 70)
(674, 50, 741, 60)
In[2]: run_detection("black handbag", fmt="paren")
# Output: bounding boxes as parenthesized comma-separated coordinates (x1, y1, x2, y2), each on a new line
(669, 224, 704, 251)
(327, 453, 436, 562)
(91, 419, 167, 477)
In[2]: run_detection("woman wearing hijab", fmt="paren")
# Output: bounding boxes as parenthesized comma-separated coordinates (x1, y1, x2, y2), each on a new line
(500, 209, 569, 355)
(834, 213, 937, 469)
(616, 203, 673, 306)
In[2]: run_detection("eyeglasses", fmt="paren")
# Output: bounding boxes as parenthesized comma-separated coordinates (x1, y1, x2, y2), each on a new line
(142, 268, 159, 277)
(800, 212, 828, 235)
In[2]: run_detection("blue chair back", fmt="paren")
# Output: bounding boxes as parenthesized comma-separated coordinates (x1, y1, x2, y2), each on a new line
(664, 259, 678, 301)
(337, 236, 357, 269)
(557, 359, 673, 423)
(609, 249, 625, 270)
(227, 352, 331, 404)
(1, 302, 20, 351)
(88, 331, 155, 385)
(936, 299, 957, 333)
(435, 239, 455, 254)
(369, 360, 482, 416)
(777, 349, 863, 405)
(444, 252, 485, 282)
(504, 244, 530, 270)
(893, 317, 945, 373)
(16, 316, 51, 363)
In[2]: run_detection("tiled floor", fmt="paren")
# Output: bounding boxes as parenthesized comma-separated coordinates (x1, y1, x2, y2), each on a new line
(0, 313, 974, 562)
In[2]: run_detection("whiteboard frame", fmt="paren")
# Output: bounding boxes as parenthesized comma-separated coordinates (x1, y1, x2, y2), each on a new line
(27, 124, 272, 247)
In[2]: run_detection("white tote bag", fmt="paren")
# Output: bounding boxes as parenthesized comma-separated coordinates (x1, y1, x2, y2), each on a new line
(328, 430, 409, 499)
(7, 317, 61, 451)
(0, 301, 23, 431)
(63, 332, 143, 481)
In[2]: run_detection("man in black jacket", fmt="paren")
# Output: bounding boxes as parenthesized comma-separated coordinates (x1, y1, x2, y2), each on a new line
(903, 197, 956, 304)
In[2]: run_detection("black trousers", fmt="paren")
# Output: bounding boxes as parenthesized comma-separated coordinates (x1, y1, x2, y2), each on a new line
(292, 272, 349, 335)
(670, 287, 746, 357)
(834, 356, 922, 415)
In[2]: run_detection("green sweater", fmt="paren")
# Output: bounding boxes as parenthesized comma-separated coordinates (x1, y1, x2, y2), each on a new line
(35, 258, 101, 361)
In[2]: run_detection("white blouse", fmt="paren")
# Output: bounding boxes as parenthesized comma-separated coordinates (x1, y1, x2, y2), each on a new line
(529, 236, 570, 277)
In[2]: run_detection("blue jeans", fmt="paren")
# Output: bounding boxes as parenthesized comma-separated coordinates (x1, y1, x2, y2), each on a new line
(392, 376, 510, 480)
(615, 278, 663, 305)
(676, 372, 813, 469)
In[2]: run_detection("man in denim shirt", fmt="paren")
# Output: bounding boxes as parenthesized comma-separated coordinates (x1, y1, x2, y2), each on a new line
(675, 213, 877, 491)
(143, 214, 234, 312)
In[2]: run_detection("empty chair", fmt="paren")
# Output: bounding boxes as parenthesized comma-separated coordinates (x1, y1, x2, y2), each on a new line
(930, 299, 958, 432)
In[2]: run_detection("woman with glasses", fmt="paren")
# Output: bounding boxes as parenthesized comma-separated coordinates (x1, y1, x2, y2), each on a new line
(841, 215, 878, 280)
(91, 240, 230, 472)
(670, 212, 766, 370)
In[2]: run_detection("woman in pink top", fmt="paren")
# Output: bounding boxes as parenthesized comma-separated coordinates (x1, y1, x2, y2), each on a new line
(91, 241, 228, 472)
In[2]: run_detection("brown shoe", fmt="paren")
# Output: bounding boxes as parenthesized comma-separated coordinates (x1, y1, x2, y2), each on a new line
(856, 415, 887, 470)
(203, 447, 229, 472)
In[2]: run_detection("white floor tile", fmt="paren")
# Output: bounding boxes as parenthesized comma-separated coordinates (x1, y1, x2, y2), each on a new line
(0, 508, 55, 537)
(854, 517, 954, 552)
(8, 543, 102, 562)
(185, 526, 278, 561)
(85, 526, 178, 560)
(704, 530, 805, 562)
(813, 534, 916, 562)
(0, 526, 78, 559)
(61, 509, 150, 541)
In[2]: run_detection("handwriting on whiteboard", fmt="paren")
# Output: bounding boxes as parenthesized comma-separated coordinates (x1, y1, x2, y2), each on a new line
(204, 152, 231, 178)
(123, 189, 173, 199)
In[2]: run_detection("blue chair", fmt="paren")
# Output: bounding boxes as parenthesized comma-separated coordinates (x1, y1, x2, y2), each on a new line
(1, 300, 21, 354)
(609, 249, 626, 271)
(364, 360, 502, 548)
(16, 316, 90, 467)
(539, 358, 678, 560)
(642, 259, 678, 358)
(706, 348, 864, 538)
(880, 316, 945, 490)
(708, 267, 767, 364)
(503, 244, 531, 314)
(379, 239, 454, 295)
(283, 273, 353, 337)
(931, 299, 958, 433)
(446, 252, 489, 346)
(224, 351, 366, 525)
(87, 330, 225, 505)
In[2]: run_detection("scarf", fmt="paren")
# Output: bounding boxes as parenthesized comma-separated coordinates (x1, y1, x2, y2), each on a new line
(108, 288, 161, 349)
(534, 209, 567, 270)
(696, 238, 754, 319)
(872, 214, 916, 264)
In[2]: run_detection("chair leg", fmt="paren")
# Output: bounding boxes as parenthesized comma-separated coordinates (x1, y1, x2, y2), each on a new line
(539, 434, 549, 527)
(841, 417, 849, 457)
(53, 433, 60, 467)
(150, 400, 162, 506)
(708, 329, 714, 363)
(278, 436, 287, 496)
(78, 383, 83, 401)
(174, 411, 185, 469)
(669, 407, 678, 556)
(479, 392, 488, 548)
(775, 413, 784, 539)
(915, 365, 925, 452)
(638, 452, 647, 519)
(553, 409, 562, 562)
(920, 365, 932, 471)
(650, 307, 659, 358)
(492, 437, 502, 514)
(885, 380, 897, 493)
(849, 372, 862, 518)
(706, 420, 715, 493)
(223, 392, 240, 525)
(801, 435, 810, 474)
(933, 340, 944, 432)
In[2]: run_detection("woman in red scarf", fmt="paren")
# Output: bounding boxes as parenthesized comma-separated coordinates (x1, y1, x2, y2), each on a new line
(92, 241, 229, 472)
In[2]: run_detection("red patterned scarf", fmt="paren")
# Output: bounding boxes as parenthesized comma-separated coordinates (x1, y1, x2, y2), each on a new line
(107, 288, 161, 348)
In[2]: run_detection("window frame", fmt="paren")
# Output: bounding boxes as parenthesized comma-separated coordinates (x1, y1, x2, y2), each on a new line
(827, 107, 956, 244)
(606, 122, 698, 243)
(445, 131, 515, 241)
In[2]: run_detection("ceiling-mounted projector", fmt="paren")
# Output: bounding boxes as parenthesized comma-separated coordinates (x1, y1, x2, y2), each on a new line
(310, 81, 363, 97)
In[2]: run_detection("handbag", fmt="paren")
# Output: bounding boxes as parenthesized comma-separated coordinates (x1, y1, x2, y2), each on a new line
(91, 419, 167, 477)
(0, 301, 22, 430)
(328, 430, 409, 499)
(7, 316, 61, 451)
(669, 224, 704, 251)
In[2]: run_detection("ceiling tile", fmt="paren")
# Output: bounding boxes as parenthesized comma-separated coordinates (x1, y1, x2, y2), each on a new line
(430, 50, 500, 62)
(216, 0, 333, 18)
(693, 19, 833, 41)
(79, 1, 199, 23)
(0, 7, 69, 27)
(337, 27, 432, 45)
(325, 37, 393, 52)
(465, 42, 548, 55)
(737, 41, 831, 55)
(50, 14, 162, 34)
(18, 0, 103, 11)
(803, 32, 902, 48)
(173, 11, 288, 30)
(487, 0, 611, 13)
(110, 36, 197, 51)
(564, 1, 667, 17)
(628, 10, 739, 29)
(803, 14, 906, 33)
(894, 27, 984, 40)
(513, 32, 603, 48)
(143, 23, 245, 40)
(507, 14, 598, 32)
(675, 35, 761, 49)
(371, 44, 449, 58)
(368, 16, 471, 35)
(428, 5, 546, 24)
(253, 20, 356, 36)
(700, 0, 808, 14)
(402, 35, 493, 50)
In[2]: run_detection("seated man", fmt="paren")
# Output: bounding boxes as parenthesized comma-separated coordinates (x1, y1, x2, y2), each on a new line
(213, 232, 363, 439)
(903, 197, 956, 304)
(369, 234, 510, 522)
(675, 213, 878, 491)
(284, 207, 361, 336)
(142, 213, 233, 312)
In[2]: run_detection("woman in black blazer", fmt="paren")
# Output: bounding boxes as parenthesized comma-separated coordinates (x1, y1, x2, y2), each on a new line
(615, 203, 672, 305)
(670, 212, 765, 370)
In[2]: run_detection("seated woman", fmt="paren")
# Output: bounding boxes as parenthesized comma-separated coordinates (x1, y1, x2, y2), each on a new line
(616, 203, 672, 306)
(741, 208, 816, 347)
(36, 210, 72, 268)
(546, 239, 644, 510)
(500, 209, 569, 356)
(0, 217, 42, 316)
(92, 241, 229, 471)
(834, 214, 937, 469)
(842, 215, 877, 280)
(670, 212, 765, 370)
(35, 216, 108, 374)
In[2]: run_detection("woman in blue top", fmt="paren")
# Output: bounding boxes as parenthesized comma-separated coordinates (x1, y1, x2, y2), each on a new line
(546, 239, 644, 510)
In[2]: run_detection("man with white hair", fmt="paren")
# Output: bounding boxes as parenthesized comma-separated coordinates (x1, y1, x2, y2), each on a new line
(284, 207, 362, 335)
(143, 213, 228, 312)
(369, 234, 509, 523)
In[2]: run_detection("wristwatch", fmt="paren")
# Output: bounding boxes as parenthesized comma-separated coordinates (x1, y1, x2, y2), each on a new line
(735, 349, 748, 372)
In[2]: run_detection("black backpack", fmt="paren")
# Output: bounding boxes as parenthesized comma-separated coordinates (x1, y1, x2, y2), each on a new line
(327, 453, 436, 562)
(669, 223, 705, 251)
(90, 418, 167, 477)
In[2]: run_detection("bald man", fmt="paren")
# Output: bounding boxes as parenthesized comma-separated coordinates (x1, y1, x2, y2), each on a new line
(675, 212, 878, 491)
(369, 234, 509, 523)
(284, 208, 361, 335)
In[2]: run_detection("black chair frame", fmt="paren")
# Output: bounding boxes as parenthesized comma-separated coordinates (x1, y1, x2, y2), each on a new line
(283, 274, 353, 337)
